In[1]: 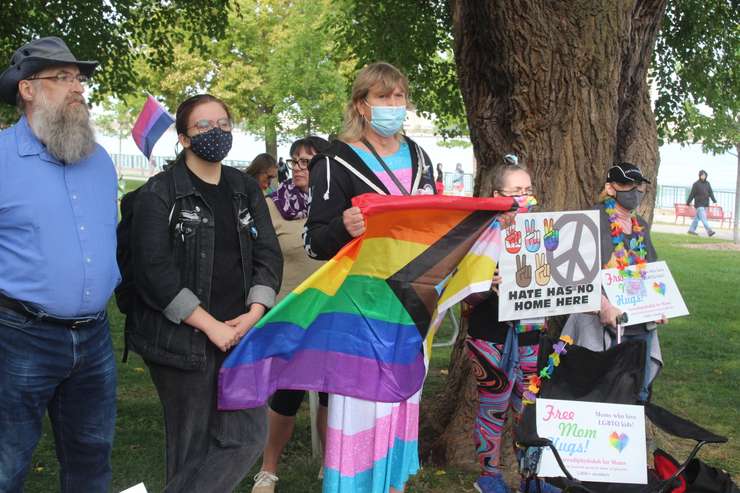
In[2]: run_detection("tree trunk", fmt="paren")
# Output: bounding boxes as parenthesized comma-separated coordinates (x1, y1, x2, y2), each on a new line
(734, 142, 739, 244)
(265, 121, 278, 158)
(420, 0, 667, 469)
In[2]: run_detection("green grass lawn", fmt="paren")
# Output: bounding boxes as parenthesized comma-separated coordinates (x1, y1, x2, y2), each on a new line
(23, 232, 739, 492)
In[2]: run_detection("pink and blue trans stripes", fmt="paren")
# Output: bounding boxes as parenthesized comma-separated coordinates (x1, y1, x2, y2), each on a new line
(350, 142, 413, 195)
(131, 95, 174, 158)
(323, 396, 420, 493)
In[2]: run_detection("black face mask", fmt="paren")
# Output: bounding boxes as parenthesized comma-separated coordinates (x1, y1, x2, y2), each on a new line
(188, 127, 233, 163)
(615, 189, 644, 211)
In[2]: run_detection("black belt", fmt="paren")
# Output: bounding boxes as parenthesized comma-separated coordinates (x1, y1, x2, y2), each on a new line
(0, 294, 103, 329)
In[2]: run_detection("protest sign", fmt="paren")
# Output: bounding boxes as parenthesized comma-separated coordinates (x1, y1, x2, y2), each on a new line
(498, 211, 601, 321)
(536, 398, 647, 484)
(601, 260, 688, 326)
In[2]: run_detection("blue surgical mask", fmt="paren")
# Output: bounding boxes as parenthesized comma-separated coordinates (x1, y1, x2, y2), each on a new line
(366, 102, 406, 137)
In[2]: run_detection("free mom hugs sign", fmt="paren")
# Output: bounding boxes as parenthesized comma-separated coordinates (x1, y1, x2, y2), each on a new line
(536, 399, 648, 484)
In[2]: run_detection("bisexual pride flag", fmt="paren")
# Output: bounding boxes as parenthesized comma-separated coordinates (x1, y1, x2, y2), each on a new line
(132, 95, 174, 158)
(218, 193, 516, 410)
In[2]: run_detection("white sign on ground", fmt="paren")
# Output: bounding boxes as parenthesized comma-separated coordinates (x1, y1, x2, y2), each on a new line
(120, 483, 148, 493)
(499, 211, 601, 321)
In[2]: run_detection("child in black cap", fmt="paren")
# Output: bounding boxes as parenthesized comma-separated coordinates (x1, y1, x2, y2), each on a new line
(595, 162, 665, 402)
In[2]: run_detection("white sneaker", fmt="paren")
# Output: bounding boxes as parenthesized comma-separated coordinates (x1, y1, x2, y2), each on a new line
(251, 471, 279, 493)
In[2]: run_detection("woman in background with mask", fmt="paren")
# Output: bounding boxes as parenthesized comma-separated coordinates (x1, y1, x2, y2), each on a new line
(129, 94, 282, 492)
(304, 62, 435, 493)
(593, 162, 664, 403)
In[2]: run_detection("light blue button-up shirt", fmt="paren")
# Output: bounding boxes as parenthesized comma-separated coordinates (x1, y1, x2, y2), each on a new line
(0, 116, 120, 317)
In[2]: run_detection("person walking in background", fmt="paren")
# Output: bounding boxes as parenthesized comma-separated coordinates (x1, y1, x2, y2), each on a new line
(686, 169, 717, 237)
(128, 94, 282, 492)
(0, 36, 120, 493)
(277, 156, 289, 184)
(435, 162, 445, 194)
(246, 153, 279, 193)
(251, 136, 329, 493)
(452, 162, 465, 195)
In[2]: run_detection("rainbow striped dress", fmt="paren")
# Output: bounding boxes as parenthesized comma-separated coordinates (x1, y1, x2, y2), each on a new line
(323, 142, 420, 493)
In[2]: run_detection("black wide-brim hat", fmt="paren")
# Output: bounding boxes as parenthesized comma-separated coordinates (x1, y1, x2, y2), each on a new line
(0, 36, 98, 105)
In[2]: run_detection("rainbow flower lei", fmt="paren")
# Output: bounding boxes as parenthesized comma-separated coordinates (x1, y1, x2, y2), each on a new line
(604, 197, 647, 278)
(522, 335, 573, 406)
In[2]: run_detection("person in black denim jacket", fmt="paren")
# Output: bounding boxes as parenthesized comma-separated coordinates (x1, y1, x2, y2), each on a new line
(129, 94, 282, 493)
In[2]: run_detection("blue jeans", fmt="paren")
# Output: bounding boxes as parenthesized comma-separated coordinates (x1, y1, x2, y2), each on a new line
(689, 206, 713, 233)
(0, 308, 116, 493)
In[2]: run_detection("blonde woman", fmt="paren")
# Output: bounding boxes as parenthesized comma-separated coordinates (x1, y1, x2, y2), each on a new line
(304, 62, 436, 493)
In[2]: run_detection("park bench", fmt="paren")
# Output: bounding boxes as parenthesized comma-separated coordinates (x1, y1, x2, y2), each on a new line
(707, 205, 733, 228)
(675, 203, 733, 228)
(674, 203, 695, 224)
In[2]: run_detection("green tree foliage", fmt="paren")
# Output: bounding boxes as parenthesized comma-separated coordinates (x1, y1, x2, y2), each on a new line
(336, 0, 738, 151)
(135, 0, 348, 155)
(653, 0, 739, 154)
(334, 0, 466, 138)
(210, 0, 347, 154)
(0, 0, 230, 124)
(95, 94, 147, 155)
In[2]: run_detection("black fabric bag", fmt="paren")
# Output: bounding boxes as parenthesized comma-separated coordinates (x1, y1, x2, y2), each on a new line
(684, 457, 740, 493)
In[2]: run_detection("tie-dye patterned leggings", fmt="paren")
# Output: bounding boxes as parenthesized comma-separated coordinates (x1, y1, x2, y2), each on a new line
(465, 336, 539, 475)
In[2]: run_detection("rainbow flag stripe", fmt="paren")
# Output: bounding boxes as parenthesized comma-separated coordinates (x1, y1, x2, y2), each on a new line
(218, 194, 515, 410)
(131, 95, 174, 158)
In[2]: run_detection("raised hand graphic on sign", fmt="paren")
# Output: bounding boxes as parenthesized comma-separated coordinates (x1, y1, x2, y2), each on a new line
(535, 253, 551, 286)
(543, 218, 559, 251)
(515, 254, 532, 287)
(505, 224, 522, 254)
(524, 219, 541, 253)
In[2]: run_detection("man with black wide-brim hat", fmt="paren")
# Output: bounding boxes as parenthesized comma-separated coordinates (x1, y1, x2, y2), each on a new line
(0, 37, 120, 493)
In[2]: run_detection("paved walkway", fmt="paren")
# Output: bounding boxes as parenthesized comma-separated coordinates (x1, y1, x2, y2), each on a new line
(652, 221, 735, 241)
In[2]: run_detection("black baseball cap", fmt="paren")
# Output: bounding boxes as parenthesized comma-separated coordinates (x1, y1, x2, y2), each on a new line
(606, 162, 651, 184)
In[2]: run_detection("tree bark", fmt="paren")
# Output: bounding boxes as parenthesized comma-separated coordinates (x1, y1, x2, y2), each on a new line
(265, 120, 278, 158)
(734, 142, 739, 244)
(420, 0, 667, 469)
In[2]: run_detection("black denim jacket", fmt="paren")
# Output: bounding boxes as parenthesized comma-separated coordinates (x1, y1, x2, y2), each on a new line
(128, 157, 282, 370)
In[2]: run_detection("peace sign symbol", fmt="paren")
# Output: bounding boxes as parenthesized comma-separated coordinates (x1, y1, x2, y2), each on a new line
(545, 213, 600, 286)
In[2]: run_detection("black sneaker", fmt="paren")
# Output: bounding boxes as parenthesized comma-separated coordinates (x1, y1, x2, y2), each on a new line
(708, 230, 716, 237)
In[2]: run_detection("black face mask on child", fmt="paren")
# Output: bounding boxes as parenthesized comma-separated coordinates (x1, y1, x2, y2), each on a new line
(188, 127, 233, 163)
(615, 189, 644, 211)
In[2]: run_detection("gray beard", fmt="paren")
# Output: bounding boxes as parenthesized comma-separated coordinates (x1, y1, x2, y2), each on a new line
(29, 92, 96, 164)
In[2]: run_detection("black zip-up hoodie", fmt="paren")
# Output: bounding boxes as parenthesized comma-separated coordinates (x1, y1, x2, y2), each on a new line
(304, 136, 436, 260)
(686, 179, 717, 208)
